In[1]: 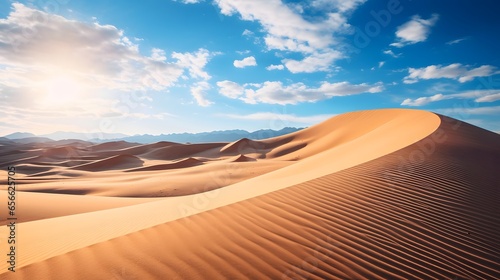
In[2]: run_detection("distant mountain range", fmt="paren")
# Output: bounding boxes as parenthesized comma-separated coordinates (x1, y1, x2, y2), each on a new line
(2, 127, 303, 144)
(3, 132, 37, 139)
(43, 131, 129, 141)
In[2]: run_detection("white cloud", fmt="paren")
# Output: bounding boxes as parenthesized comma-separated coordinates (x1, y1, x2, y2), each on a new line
(476, 93, 500, 103)
(190, 81, 213, 107)
(172, 48, 218, 106)
(233, 56, 257, 68)
(172, 48, 213, 80)
(151, 48, 167, 61)
(217, 80, 383, 105)
(446, 37, 469, 45)
(401, 90, 500, 106)
(391, 14, 439, 48)
(0, 1, 220, 131)
(311, 0, 367, 12)
(459, 65, 498, 83)
(216, 80, 245, 99)
(383, 49, 401, 58)
(319, 81, 383, 94)
(215, 0, 338, 50)
(283, 50, 343, 73)
(378, 61, 385, 68)
(401, 93, 444, 106)
(242, 29, 254, 36)
(223, 112, 334, 124)
(0, 3, 218, 96)
(214, 0, 357, 73)
(236, 50, 251, 55)
(403, 63, 498, 84)
(266, 64, 285, 71)
(0, 3, 189, 92)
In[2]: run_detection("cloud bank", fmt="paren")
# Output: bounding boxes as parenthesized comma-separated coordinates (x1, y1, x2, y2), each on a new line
(214, 0, 365, 73)
(217, 80, 383, 105)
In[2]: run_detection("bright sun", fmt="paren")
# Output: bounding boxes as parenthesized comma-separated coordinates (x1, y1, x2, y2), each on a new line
(42, 75, 82, 108)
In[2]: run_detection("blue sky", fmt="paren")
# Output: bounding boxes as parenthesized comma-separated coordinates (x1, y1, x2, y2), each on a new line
(0, 0, 499, 136)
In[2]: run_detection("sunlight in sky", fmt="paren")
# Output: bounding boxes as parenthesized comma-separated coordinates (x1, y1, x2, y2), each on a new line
(41, 75, 82, 108)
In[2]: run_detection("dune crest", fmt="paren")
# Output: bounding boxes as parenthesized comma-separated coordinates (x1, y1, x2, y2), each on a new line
(129, 157, 204, 172)
(231, 154, 257, 162)
(71, 154, 144, 171)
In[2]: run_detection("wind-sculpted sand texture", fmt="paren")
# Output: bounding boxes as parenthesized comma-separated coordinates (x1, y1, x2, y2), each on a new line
(0, 109, 498, 279)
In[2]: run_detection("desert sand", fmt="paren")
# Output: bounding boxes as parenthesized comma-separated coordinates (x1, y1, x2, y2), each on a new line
(0, 108, 498, 279)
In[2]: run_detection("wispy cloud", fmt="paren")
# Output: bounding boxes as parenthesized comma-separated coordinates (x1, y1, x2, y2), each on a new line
(242, 29, 254, 36)
(173, 48, 214, 80)
(236, 50, 251, 55)
(401, 93, 445, 106)
(175, 0, 203, 3)
(310, 0, 366, 12)
(475, 92, 500, 102)
(403, 63, 498, 84)
(401, 90, 500, 106)
(173, 48, 218, 105)
(383, 49, 401, 58)
(217, 80, 383, 105)
(190, 81, 213, 107)
(446, 37, 469, 45)
(391, 14, 439, 48)
(283, 51, 343, 73)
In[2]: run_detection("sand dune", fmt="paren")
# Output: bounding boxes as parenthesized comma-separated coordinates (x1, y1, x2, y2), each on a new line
(0, 109, 498, 279)
(0, 149, 42, 165)
(220, 137, 268, 154)
(104, 141, 181, 156)
(40, 146, 82, 159)
(141, 143, 225, 160)
(128, 157, 205, 171)
(231, 154, 257, 162)
(71, 154, 144, 171)
(87, 140, 140, 151)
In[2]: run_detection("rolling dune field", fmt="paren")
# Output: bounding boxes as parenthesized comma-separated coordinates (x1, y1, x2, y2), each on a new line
(0, 109, 498, 279)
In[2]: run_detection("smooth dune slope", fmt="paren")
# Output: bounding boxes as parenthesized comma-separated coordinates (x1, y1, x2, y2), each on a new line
(0, 190, 161, 226)
(1, 109, 499, 279)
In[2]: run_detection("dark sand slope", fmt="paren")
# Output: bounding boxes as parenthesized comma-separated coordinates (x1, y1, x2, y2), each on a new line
(2, 114, 498, 279)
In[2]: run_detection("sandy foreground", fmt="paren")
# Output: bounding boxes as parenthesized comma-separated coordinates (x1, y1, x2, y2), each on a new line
(0, 109, 498, 279)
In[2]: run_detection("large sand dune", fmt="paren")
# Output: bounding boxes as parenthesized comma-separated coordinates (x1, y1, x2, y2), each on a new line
(0, 109, 498, 279)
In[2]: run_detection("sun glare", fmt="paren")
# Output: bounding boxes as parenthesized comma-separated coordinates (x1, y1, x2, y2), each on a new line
(42, 75, 82, 108)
